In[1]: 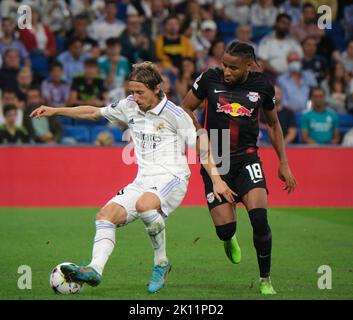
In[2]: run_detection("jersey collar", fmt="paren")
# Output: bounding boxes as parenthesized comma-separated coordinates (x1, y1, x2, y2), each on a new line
(148, 95, 168, 115)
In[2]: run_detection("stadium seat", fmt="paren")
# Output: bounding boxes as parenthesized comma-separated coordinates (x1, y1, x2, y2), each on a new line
(58, 116, 73, 126)
(74, 117, 108, 126)
(251, 26, 272, 44)
(326, 22, 346, 52)
(90, 126, 123, 143)
(29, 52, 49, 79)
(217, 21, 238, 41)
(338, 114, 353, 128)
(63, 125, 90, 143)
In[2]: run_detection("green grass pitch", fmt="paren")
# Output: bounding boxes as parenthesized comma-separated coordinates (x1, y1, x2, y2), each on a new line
(0, 207, 353, 300)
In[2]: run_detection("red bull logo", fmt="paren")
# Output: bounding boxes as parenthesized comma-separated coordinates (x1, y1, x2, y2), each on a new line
(217, 103, 254, 117)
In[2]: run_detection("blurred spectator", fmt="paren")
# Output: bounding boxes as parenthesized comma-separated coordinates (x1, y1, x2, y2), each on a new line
(180, 0, 207, 41)
(302, 36, 328, 83)
(57, 38, 90, 83)
(291, 3, 325, 43)
(176, 57, 198, 100)
(258, 13, 303, 76)
(321, 62, 351, 114)
(204, 39, 225, 70)
(126, 0, 152, 18)
(340, 40, 353, 74)
(293, 2, 339, 64)
(15, 67, 33, 102)
(66, 14, 100, 58)
(347, 81, 353, 115)
(41, 62, 70, 108)
(119, 14, 154, 64)
(194, 20, 218, 71)
(277, 51, 317, 112)
(0, 104, 30, 144)
(69, 58, 108, 107)
(305, 0, 337, 22)
(161, 73, 181, 105)
(342, 128, 353, 146)
(95, 130, 114, 146)
(89, 1, 126, 50)
(0, 48, 21, 90)
(145, 0, 170, 41)
(0, 0, 19, 20)
(301, 86, 340, 144)
(235, 24, 257, 51)
(69, 0, 105, 22)
(214, 0, 252, 25)
(0, 89, 24, 126)
(155, 15, 194, 76)
(343, 4, 353, 42)
(18, 6, 57, 57)
(0, 17, 30, 67)
(18, 6, 57, 79)
(273, 85, 297, 144)
(279, 0, 303, 26)
(250, 0, 278, 27)
(27, 86, 63, 143)
(98, 38, 130, 92)
(43, 0, 71, 36)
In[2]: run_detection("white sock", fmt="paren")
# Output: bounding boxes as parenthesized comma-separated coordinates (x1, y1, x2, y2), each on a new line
(140, 210, 168, 267)
(88, 219, 116, 275)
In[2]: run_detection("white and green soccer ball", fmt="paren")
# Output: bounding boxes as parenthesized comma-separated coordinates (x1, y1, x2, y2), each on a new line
(50, 262, 83, 294)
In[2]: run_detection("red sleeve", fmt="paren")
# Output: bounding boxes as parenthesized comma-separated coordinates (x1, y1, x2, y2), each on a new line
(44, 25, 56, 56)
(19, 28, 37, 52)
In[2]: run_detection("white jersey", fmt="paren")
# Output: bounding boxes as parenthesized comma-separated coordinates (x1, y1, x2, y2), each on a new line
(100, 95, 196, 180)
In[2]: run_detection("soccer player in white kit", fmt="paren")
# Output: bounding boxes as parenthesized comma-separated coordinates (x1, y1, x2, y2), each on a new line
(30, 62, 235, 293)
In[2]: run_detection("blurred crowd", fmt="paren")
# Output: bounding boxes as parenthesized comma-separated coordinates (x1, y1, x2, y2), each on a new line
(0, 0, 353, 146)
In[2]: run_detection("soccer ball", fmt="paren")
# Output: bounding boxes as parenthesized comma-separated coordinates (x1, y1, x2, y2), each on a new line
(50, 262, 83, 294)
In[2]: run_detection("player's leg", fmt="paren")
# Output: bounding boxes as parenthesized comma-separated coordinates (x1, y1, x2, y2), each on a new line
(242, 188, 276, 294)
(135, 192, 171, 293)
(203, 172, 241, 264)
(210, 203, 241, 264)
(61, 202, 127, 286)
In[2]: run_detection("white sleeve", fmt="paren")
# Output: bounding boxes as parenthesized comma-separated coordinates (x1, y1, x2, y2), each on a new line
(100, 99, 128, 124)
(176, 111, 197, 147)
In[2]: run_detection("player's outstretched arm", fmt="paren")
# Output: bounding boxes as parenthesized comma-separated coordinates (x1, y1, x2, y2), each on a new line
(30, 105, 102, 121)
(264, 108, 297, 193)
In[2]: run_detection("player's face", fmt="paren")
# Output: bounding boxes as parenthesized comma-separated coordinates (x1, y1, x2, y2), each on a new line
(128, 81, 160, 111)
(222, 53, 251, 84)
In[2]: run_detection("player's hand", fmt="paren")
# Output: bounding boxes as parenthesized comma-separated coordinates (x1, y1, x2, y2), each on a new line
(278, 162, 297, 193)
(213, 179, 237, 203)
(30, 105, 56, 119)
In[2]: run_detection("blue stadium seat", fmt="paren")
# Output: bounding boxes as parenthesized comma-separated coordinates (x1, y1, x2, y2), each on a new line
(29, 52, 49, 78)
(338, 114, 353, 128)
(58, 116, 73, 126)
(63, 125, 90, 143)
(326, 22, 346, 52)
(74, 117, 108, 126)
(90, 126, 123, 143)
(251, 26, 272, 44)
(217, 21, 238, 40)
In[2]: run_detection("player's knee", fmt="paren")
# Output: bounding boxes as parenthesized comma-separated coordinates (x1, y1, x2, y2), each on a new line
(248, 208, 271, 236)
(96, 207, 126, 225)
(135, 200, 152, 214)
(215, 222, 236, 241)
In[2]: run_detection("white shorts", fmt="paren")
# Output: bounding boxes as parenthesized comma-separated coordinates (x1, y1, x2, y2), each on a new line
(106, 174, 189, 225)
